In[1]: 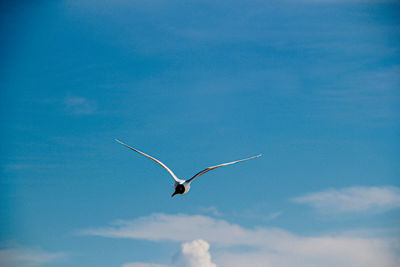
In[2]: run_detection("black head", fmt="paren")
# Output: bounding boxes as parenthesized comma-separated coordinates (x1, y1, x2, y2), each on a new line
(171, 184, 185, 197)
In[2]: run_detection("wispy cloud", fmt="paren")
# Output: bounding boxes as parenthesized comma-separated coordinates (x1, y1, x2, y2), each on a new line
(199, 206, 281, 221)
(64, 96, 97, 115)
(198, 206, 222, 217)
(81, 213, 400, 267)
(264, 211, 283, 221)
(0, 245, 64, 267)
(316, 66, 400, 125)
(292, 186, 400, 213)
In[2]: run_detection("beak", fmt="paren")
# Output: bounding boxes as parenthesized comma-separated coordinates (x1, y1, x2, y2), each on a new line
(171, 192, 177, 198)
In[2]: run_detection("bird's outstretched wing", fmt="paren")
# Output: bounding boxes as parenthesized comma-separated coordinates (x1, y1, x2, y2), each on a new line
(115, 139, 184, 183)
(186, 154, 262, 183)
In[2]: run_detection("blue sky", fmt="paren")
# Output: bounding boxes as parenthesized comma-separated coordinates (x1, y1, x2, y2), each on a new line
(1, 0, 399, 266)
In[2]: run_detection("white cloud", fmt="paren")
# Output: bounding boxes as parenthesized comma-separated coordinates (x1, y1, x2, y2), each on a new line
(173, 240, 217, 267)
(292, 186, 400, 213)
(123, 239, 217, 267)
(64, 96, 97, 115)
(82, 213, 400, 267)
(0, 245, 64, 267)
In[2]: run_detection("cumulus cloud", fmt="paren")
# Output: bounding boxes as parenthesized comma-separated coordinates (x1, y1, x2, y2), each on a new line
(0, 245, 64, 267)
(123, 239, 216, 267)
(81, 213, 400, 267)
(173, 240, 217, 267)
(64, 96, 97, 115)
(292, 186, 400, 213)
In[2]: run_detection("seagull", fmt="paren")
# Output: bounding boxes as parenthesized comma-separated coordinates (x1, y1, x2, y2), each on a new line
(115, 139, 262, 197)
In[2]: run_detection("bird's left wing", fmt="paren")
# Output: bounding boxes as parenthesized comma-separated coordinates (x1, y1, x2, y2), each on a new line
(186, 154, 262, 183)
(115, 139, 184, 183)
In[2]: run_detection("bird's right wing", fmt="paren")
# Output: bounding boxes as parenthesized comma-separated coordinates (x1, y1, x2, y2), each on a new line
(115, 139, 184, 183)
(186, 154, 262, 183)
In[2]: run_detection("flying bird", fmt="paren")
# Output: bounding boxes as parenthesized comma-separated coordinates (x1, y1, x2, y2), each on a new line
(115, 139, 261, 197)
